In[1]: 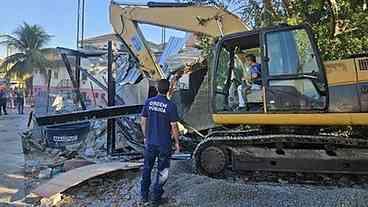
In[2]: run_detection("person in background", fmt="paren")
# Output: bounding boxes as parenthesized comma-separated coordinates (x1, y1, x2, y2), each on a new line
(140, 79, 180, 207)
(15, 87, 25, 114)
(9, 87, 16, 110)
(0, 87, 8, 115)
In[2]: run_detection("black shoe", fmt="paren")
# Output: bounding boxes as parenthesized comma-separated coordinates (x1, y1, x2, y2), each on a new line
(151, 197, 170, 206)
(138, 198, 149, 207)
(150, 201, 159, 207)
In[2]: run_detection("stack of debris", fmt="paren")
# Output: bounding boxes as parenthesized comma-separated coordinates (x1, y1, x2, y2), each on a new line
(22, 112, 145, 184)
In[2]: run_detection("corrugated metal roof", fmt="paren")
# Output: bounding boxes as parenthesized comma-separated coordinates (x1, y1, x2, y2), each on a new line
(116, 53, 142, 86)
(158, 36, 186, 76)
(165, 47, 203, 72)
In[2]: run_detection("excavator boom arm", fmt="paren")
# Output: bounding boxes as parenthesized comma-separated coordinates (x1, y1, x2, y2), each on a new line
(109, 1, 249, 80)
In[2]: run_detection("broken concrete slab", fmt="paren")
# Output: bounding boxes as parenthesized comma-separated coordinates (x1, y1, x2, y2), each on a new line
(32, 162, 142, 198)
(62, 159, 95, 172)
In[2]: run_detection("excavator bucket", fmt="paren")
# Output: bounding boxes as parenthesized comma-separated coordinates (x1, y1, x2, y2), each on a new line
(183, 71, 215, 131)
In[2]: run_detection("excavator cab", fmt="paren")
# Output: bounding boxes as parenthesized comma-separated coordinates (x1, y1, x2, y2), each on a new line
(212, 24, 329, 114)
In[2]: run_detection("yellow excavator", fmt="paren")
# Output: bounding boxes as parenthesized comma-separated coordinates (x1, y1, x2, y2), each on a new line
(110, 1, 368, 177)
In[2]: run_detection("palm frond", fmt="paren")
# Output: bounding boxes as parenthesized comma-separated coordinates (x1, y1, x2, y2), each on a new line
(29, 50, 55, 70)
(0, 34, 26, 50)
(4, 59, 27, 78)
(1, 23, 53, 77)
(0, 53, 27, 72)
(13, 23, 52, 50)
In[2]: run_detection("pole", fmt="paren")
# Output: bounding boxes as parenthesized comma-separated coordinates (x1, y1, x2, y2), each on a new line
(89, 81, 96, 106)
(107, 41, 115, 155)
(46, 70, 52, 113)
(61, 54, 86, 110)
(76, 0, 82, 92)
(81, 0, 86, 48)
(76, 55, 81, 91)
(76, 0, 81, 48)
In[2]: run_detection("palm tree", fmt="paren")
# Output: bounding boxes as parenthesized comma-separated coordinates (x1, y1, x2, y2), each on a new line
(0, 22, 53, 79)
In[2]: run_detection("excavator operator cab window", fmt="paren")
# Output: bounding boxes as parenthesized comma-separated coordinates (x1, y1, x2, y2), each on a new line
(213, 33, 263, 113)
(213, 25, 328, 114)
(264, 26, 328, 112)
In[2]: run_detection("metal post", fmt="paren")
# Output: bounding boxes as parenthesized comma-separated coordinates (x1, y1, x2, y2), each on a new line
(107, 41, 116, 155)
(76, 0, 81, 48)
(81, 0, 85, 48)
(46, 70, 52, 113)
(79, 66, 125, 104)
(89, 81, 96, 106)
(76, 56, 81, 92)
(61, 53, 86, 110)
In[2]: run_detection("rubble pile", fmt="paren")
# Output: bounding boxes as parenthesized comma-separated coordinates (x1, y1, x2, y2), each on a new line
(21, 114, 145, 182)
(78, 120, 108, 160)
(52, 170, 142, 207)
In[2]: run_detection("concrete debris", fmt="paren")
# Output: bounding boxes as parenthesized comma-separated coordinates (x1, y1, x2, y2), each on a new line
(22, 130, 46, 154)
(51, 170, 142, 207)
(83, 147, 96, 158)
(38, 168, 52, 179)
(24, 160, 41, 175)
(165, 47, 203, 73)
(33, 162, 142, 200)
(23, 114, 145, 175)
(63, 159, 95, 172)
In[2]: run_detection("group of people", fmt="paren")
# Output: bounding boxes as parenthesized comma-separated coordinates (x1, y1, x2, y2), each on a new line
(0, 86, 25, 115)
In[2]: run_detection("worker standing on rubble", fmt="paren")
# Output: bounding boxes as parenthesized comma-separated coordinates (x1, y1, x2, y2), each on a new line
(140, 79, 180, 206)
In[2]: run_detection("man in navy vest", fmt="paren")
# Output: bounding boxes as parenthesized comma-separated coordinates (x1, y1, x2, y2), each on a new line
(140, 79, 180, 206)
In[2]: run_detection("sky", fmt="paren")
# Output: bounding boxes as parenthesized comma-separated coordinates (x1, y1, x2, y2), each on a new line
(0, 0, 186, 58)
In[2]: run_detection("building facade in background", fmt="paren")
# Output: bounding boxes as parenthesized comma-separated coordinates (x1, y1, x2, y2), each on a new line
(32, 33, 153, 108)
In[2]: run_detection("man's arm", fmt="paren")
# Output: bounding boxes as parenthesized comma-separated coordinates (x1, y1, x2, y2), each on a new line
(140, 100, 148, 144)
(141, 117, 147, 144)
(171, 122, 180, 153)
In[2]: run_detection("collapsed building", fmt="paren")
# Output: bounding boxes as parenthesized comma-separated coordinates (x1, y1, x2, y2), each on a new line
(22, 31, 203, 181)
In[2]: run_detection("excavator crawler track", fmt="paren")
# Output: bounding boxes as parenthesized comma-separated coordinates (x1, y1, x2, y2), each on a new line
(193, 131, 368, 178)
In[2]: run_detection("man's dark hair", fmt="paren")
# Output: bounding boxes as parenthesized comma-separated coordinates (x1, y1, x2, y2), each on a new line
(246, 54, 257, 63)
(157, 79, 170, 94)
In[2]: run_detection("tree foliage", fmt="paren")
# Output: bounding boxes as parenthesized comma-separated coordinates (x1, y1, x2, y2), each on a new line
(182, 0, 368, 60)
(0, 22, 53, 78)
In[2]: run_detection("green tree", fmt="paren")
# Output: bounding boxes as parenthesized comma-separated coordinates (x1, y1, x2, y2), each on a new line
(0, 23, 53, 78)
(183, 0, 368, 61)
(293, 0, 368, 60)
(238, 0, 368, 60)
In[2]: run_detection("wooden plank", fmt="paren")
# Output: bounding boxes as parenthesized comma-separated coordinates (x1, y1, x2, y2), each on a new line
(33, 162, 142, 198)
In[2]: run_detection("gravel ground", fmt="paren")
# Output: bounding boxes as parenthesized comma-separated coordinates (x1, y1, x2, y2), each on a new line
(52, 160, 368, 207)
(166, 160, 368, 207)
